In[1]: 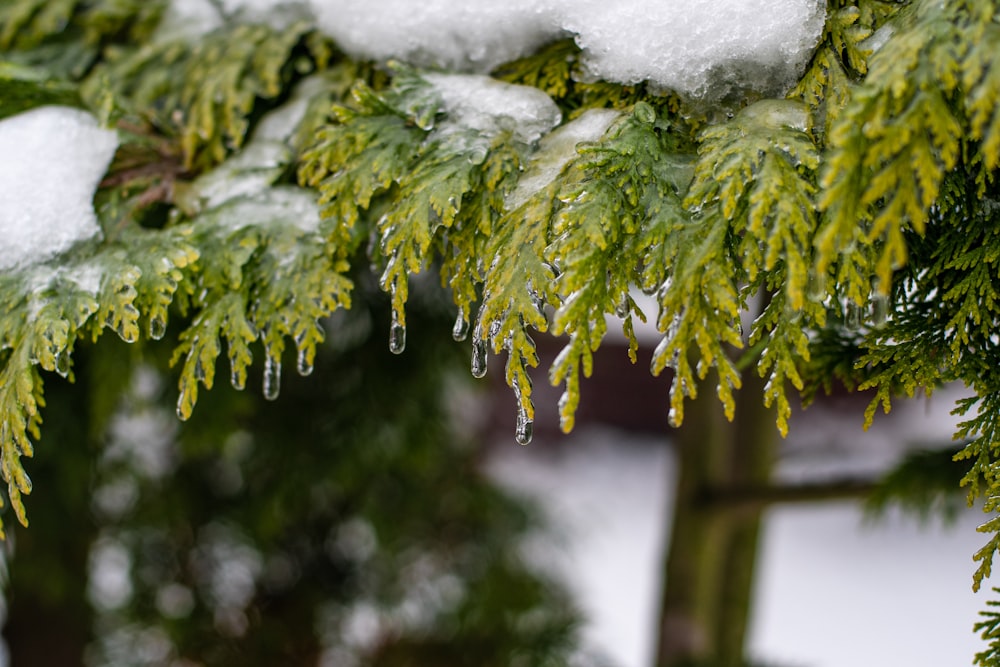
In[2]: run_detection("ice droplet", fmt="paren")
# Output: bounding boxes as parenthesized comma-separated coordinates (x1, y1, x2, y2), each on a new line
(471, 334, 488, 378)
(230, 365, 246, 391)
(389, 312, 406, 355)
(844, 301, 862, 330)
(452, 307, 469, 341)
(667, 406, 680, 428)
(871, 292, 889, 328)
(149, 314, 167, 340)
(263, 354, 281, 401)
(296, 346, 314, 376)
(515, 407, 533, 445)
(807, 270, 827, 301)
(55, 350, 70, 378)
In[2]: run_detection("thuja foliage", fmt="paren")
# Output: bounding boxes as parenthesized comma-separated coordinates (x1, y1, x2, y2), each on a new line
(3, 0, 1000, 658)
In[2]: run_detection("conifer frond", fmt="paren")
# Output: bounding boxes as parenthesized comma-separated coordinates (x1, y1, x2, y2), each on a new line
(0, 226, 196, 532)
(475, 184, 557, 443)
(0, 0, 78, 51)
(0, 0, 165, 78)
(547, 105, 690, 432)
(817, 0, 996, 301)
(0, 63, 82, 119)
(83, 17, 313, 170)
(976, 589, 1000, 666)
(658, 99, 819, 432)
(492, 39, 579, 101)
(298, 75, 433, 249)
(172, 186, 350, 418)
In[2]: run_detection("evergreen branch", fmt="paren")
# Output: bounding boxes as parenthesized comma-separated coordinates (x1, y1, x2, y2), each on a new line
(976, 589, 1000, 667)
(82, 17, 312, 170)
(660, 99, 820, 433)
(476, 187, 558, 444)
(817, 0, 994, 299)
(547, 105, 688, 431)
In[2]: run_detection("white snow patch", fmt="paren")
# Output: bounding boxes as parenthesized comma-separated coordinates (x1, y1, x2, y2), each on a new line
(425, 73, 562, 145)
(507, 108, 620, 210)
(311, 0, 558, 73)
(310, 0, 825, 97)
(0, 106, 118, 271)
(559, 0, 825, 96)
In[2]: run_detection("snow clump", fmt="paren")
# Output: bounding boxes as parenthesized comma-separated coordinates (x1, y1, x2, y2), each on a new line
(311, 0, 826, 97)
(0, 106, 119, 271)
(424, 73, 563, 145)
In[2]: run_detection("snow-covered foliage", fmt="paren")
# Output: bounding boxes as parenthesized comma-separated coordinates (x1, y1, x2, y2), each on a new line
(6, 2, 1000, 661)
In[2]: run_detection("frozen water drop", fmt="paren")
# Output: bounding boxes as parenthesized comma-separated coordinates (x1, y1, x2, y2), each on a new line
(807, 270, 827, 301)
(149, 314, 167, 340)
(471, 337, 488, 378)
(452, 308, 469, 342)
(668, 406, 680, 428)
(55, 350, 70, 378)
(844, 301, 862, 331)
(230, 365, 245, 391)
(296, 346, 314, 376)
(389, 316, 406, 355)
(263, 355, 281, 401)
(871, 293, 889, 328)
(467, 145, 488, 165)
(515, 408, 533, 446)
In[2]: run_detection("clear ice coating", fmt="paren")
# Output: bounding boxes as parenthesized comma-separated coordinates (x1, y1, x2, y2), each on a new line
(149, 315, 167, 341)
(263, 354, 281, 401)
(452, 308, 470, 342)
(515, 407, 533, 445)
(424, 73, 562, 145)
(0, 106, 119, 271)
(471, 332, 488, 378)
(55, 350, 71, 378)
(389, 312, 406, 355)
(311, 0, 826, 98)
(296, 345, 314, 376)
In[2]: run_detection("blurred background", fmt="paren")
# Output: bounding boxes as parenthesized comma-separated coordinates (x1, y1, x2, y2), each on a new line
(0, 279, 987, 667)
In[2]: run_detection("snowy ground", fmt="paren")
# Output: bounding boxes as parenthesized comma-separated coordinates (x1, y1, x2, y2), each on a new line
(486, 384, 988, 667)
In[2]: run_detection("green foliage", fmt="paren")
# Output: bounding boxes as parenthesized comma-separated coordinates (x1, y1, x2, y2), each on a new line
(82, 15, 315, 170)
(0, 227, 196, 533)
(0, 63, 82, 119)
(658, 99, 821, 434)
(817, 0, 998, 303)
(4, 1, 1000, 658)
(977, 590, 1000, 667)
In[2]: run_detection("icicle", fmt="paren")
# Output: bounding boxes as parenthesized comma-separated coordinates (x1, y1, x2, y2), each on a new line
(844, 301, 862, 330)
(870, 279, 889, 328)
(452, 307, 469, 342)
(651, 314, 682, 374)
(296, 346, 314, 376)
(512, 374, 534, 445)
(471, 336, 488, 378)
(230, 364, 246, 391)
(515, 407, 533, 445)
(149, 314, 167, 340)
(807, 270, 827, 301)
(263, 354, 281, 401)
(870, 293, 889, 328)
(389, 311, 406, 355)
